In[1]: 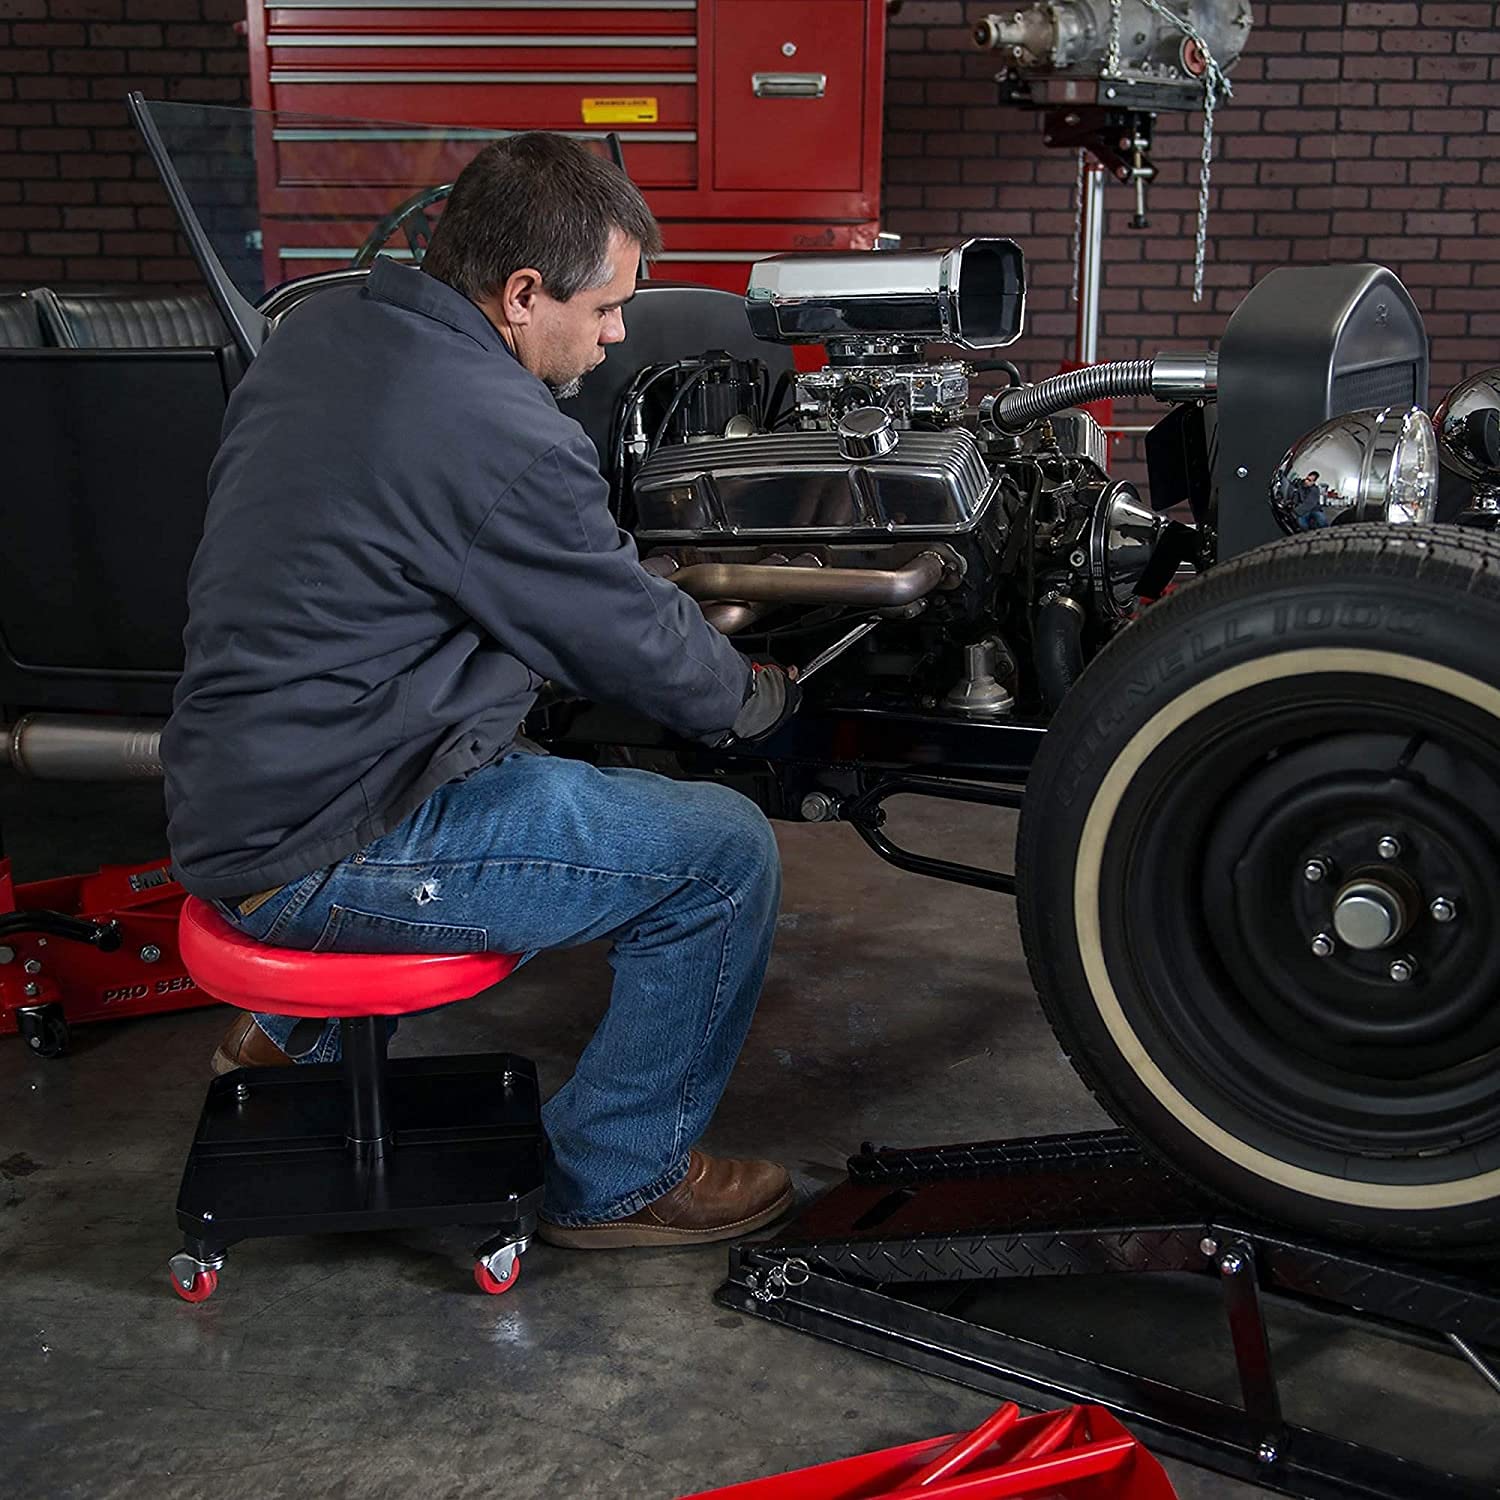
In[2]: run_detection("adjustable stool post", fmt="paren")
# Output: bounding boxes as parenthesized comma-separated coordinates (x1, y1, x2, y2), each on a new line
(340, 1015, 391, 1156)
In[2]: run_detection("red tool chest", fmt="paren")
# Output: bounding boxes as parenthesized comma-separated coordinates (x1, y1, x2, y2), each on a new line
(246, 0, 887, 294)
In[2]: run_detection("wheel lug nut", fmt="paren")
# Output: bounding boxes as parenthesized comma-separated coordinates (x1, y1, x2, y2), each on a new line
(1430, 896, 1457, 923)
(1311, 932, 1336, 958)
(1389, 956, 1417, 983)
(1378, 835, 1402, 860)
(1303, 858, 1329, 883)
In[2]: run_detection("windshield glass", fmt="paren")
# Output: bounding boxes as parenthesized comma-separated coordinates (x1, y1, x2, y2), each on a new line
(136, 98, 625, 308)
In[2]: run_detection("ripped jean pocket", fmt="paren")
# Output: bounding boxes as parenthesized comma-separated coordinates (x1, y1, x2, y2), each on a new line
(311, 904, 489, 955)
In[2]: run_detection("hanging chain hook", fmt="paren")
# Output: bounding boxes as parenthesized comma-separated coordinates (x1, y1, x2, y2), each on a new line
(1069, 148, 1086, 305)
(1105, 0, 1123, 78)
(1133, 0, 1232, 302)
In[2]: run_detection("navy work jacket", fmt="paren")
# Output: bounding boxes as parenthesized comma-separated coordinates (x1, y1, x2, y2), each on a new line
(163, 258, 751, 900)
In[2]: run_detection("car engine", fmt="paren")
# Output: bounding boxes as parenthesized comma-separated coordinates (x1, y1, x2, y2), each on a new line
(611, 238, 1204, 715)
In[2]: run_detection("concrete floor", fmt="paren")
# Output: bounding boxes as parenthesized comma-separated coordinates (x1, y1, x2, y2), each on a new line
(2, 773, 1495, 1499)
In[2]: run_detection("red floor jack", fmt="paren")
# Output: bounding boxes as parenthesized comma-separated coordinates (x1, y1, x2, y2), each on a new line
(0, 843, 211, 1057)
(684, 1401, 1176, 1499)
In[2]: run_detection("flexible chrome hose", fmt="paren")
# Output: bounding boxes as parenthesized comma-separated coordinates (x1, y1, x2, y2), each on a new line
(990, 352, 1218, 432)
(990, 360, 1155, 431)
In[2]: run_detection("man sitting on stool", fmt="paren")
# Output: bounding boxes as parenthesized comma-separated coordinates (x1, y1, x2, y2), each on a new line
(162, 134, 799, 1249)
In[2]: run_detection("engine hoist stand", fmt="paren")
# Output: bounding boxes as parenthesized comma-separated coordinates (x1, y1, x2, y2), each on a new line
(717, 1129, 1500, 1500)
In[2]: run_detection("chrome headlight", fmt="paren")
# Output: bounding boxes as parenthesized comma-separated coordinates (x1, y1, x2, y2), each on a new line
(1433, 367, 1500, 484)
(1269, 406, 1438, 534)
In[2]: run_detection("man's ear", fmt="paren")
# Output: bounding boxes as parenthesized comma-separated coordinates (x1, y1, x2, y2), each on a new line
(499, 266, 544, 327)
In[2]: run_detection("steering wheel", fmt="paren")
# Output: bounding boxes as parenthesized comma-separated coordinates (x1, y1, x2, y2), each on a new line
(350, 182, 454, 269)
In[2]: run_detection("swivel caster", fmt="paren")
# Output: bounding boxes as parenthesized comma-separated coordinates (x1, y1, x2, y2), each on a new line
(168, 1249, 224, 1304)
(17, 1003, 69, 1059)
(473, 1233, 527, 1295)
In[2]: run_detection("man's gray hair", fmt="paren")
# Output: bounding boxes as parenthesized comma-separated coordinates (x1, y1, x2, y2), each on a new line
(422, 132, 662, 304)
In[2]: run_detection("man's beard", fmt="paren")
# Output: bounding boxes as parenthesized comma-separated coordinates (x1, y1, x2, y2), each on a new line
(546, 373, 585, 400)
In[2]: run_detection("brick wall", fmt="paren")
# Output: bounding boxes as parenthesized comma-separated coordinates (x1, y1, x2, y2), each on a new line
(884, 0, 1500, 409)
(1, 0, 1495, 407)
(0, 0, 250, 288)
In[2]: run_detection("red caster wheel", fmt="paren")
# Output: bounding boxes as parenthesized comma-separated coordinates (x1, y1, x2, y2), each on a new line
(170, 1267, 218, 1303)
(473, 1256, 520, 1295)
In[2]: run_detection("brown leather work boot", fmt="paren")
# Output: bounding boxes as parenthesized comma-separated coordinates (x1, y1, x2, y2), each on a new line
(537, 1150, 793, 1249)
(211, 1013, 293, 1075)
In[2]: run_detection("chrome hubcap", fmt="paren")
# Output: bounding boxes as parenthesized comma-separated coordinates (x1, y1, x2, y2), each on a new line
(1331, 880, 1407, 950)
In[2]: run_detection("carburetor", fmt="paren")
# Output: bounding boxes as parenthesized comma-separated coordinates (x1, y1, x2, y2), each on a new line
(794, 360, 973, 426)
(746, 237, 1026, 429)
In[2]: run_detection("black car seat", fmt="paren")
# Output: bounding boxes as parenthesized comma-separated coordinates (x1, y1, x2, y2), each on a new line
(43, 289, 229, 349)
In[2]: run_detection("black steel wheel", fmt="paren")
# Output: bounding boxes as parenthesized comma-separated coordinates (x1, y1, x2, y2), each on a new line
(1018, 525, 1500, 1253)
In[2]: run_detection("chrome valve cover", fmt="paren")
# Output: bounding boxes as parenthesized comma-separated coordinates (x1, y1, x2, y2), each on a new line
(632, 428, 997, 541)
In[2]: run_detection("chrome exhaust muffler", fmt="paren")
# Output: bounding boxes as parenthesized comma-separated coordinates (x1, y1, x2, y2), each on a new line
(1, 715, 165, 780)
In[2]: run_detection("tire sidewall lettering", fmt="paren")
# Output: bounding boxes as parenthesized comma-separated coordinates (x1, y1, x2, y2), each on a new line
(1053, 590, 1438, 814)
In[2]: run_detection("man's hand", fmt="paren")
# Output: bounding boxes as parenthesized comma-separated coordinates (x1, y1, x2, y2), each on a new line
(729, 662, 801, 744)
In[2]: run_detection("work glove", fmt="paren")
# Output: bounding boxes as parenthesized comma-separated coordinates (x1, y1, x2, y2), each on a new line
(729, 662, 801, 744)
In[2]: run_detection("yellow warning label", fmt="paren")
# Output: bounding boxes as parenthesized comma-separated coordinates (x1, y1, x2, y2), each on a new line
(581, 96, 659, 124)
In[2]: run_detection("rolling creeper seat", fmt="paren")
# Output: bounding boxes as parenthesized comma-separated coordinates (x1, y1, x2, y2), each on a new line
(168, 896, 544, 1302)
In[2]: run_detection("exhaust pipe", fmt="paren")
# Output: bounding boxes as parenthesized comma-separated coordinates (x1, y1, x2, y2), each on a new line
(702, 601, 774, 634)
(664, 552, 827, 635)
(2, 715, 164, 780)
(666, 551, 950, 609)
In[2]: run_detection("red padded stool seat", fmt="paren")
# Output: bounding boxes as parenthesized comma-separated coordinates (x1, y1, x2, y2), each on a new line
(167, 897, 544, 1305)
(178, 896, 522, 1016)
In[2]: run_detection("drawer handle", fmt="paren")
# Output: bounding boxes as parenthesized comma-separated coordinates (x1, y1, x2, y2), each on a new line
(751, 71, 826, 99)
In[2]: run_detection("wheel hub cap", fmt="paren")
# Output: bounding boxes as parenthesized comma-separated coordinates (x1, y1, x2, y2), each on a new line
(1331, 880, 1407, 950)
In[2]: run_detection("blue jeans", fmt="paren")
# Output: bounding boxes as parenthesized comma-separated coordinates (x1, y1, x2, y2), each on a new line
(215, 754, 782, 1225)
